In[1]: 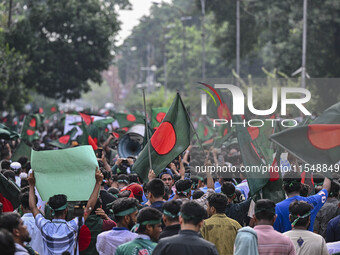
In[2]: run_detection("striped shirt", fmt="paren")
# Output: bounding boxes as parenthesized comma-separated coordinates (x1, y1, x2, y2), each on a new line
(35, 213, 83, 255)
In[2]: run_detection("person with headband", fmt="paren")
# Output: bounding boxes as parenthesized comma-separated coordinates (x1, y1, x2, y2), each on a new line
(115, 207, 162, 255)
(159, 200, 182, 240)
(96, 197, 139, 255)
(201, 193, 241, 255)
(174, 179, 192, 202)
(158, 168, 176, 200)
(253, 199, 295, 255)
(153, 201, 218, 255)
(283, 200, 328, 255)
(274, 171, 331, 233)
(28, 168, 104, 255)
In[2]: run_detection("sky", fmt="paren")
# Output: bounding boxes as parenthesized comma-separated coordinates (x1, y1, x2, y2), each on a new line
(116, 0, 172, 45)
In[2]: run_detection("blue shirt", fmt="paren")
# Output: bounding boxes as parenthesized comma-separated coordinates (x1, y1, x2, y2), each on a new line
(274, 189, 328, 233)
(326, 214, 340, 242)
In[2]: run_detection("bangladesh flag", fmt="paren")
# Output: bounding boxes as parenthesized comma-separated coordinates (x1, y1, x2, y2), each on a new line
(151, 107, 169, 130)
(132, 93, 193, 182)
(0, 173, 21, 212)
(79, 215, 103, 255)
(78, 121, 98, 151)
(196, 122, 214, 142)
(49, 127, 78, 149)
(114, 113, 144, 129)
(21, 114, 44, 143)
(247, 120, 275, 164)
(0, 124, 20, 140)
(235, 115, 285, 203)
(270, 102, 340, 179)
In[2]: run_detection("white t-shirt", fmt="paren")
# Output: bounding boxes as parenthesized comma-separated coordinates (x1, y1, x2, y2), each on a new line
(283, 229, 329, 255)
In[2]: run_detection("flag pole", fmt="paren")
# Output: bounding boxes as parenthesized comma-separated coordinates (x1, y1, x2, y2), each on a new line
(142, 89, 153, 170)
(177, 92, 205, 153)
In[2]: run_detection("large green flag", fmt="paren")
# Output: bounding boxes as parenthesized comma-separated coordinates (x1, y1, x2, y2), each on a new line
(151, 107, 169, 130)
(196, 122, 214, 142)
(235, 116, 285, 202)
(11, 142, 32, 162)
(114, 113, 144, 129)
(270, 102, 340, 178)
(132, 93, 193, 182)
(21, 114, 44, 143)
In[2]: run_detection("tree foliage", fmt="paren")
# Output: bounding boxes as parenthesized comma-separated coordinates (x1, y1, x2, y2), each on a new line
(6, 0, 130, 101)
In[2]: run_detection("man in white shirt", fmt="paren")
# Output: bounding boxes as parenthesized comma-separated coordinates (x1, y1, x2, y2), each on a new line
(20, 192, 43, 255)
(96, 197, 139, 255)
(283, 200, 328, 255)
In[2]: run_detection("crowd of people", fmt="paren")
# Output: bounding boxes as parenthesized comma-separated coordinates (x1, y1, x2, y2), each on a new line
(0, 132, 340, 255)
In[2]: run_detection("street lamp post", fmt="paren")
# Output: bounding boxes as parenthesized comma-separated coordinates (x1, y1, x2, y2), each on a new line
(301, 0, 307, 88)
(236, 0, 240, 84)
(200, 0, 206, 80)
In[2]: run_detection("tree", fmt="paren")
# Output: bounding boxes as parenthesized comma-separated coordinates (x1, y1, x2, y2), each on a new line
(0, 43, 30, 112)
(5, 0, 130, 101)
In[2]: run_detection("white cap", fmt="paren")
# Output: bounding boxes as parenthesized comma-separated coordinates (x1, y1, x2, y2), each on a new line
(10, 162, 21, 170)
(19, 172, 28, 179)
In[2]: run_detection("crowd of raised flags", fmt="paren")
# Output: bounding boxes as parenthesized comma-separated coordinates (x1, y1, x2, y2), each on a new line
(0, 93, 339, 254)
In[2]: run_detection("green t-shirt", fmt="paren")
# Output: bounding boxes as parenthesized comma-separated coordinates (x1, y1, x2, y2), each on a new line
(115, 236, 156, 255)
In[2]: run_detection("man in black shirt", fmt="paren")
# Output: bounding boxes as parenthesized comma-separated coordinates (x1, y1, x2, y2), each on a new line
(153, 201, 218, 255)
(159, 200, 182, 240)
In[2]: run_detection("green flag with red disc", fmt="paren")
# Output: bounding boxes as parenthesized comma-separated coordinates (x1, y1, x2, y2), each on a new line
(151, 107, 169, 130)
(132, 93, 193, 182)
(270, 102, 340, 179)
(21, 114, 44, 143)
(114, 113, 144, 129)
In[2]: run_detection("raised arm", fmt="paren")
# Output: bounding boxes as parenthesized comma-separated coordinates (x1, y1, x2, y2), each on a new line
(322, 177, 331, 193)
(28, 171, 40, 217)
(84, 168, 103, 221)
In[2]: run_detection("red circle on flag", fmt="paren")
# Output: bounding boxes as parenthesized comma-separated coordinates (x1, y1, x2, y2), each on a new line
(26, 130, 35, 136)
(247, 127, 259, 140)
(51, 106, 56, 112)
(122, 127, 129, 132)
(217, 104, 231, 120)
(39, 108, 43, 114)
(156, 112, 166, 123)
(59, 135, 70, 144)
(151, 121, 176, 155)
(204, 127, 209, 136)
(79, 225, 91, 251)
(223, 128, 228, 136)
(126, 114, 136, 122)
(29, 118, 36, 127)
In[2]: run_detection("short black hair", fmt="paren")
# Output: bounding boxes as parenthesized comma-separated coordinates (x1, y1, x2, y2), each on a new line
(48, 194, 67, 217)
(0, 161, 10, 170)
(289, 200, 313, 227)
(20, 178, 29, 189)
(255, 199, 276, 221)
(117, 174, 129, 185)
(175, 179, 192, 196)
(3, 171, 15, 183)
(111, 197, 139, 222)
(192, 190, 204, 199)
(137, 207, 162, 234)
(180, 201, 207, 225)
(283, 171, 301, 194)
(0, 213, 21, 233)
(329, 181, 340, 198)
(107, 187, 119, 196)
(18, 157, 28, 167)
(20, 192, 37, 210)
(128, 174, 140, 184)
(207, 193, 228, 213)
(0, 228, 15, 255)
(221, 182, 235, 197)
(162, 200, 182, 222)
(146, 179, 165, 198)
